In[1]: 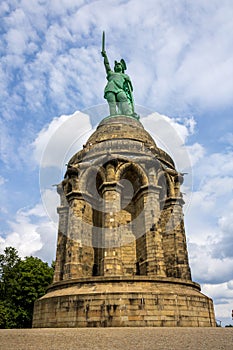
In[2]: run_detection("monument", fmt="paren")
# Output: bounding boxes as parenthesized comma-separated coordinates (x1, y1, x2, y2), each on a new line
(32, 34, 216, 327)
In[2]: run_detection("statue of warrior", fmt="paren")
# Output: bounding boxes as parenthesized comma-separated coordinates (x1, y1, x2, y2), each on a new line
(101, 32, 137, 117)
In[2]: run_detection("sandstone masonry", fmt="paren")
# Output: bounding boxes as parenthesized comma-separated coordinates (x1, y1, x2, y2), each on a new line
(33, 115, 216, 327)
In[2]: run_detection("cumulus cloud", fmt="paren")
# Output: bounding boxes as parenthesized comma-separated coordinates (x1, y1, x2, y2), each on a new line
(211, 202, 233, 260)
(201, 282, 233, 324)
(1, 0, 233, 128)
(32, 110, 94, 199)
(195, 151, 233, 178)
(30, 110, 95, 226)
(142, 112, 202, 212)
(0, 204, 57, 262)
(220, 132, 233, 147)
(142, 112, 197, 167)
(0, 120, 17, 167)
(0, 176, 8, 215)
(33, 111, 88, 166)
(185, 143, 205, 167)
(0, 176, 6, 186)
(189, 243, 233, 284)
(186, 149, 233, 289)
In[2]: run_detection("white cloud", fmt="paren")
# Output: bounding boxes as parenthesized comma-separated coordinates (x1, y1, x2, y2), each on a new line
(0, 203, 57, 263)
(0, 176, 6, 186)
(142, 112, 196, 164)
(201, 282, 233, 325)
(0, 119, 18, 167)
(142, 112, 200, 211)
(201, 176, 233, 200)
(189, 243, 233, 284)
(1, 109, 94, 263)
(211, 204, 233, 260)
(186, 148, 233, 289)
(32, 110, 93, 168)
(1, 208, 42, 257)
(32, 110, 98, 227)
(220, 132, 233, 147)
(0, 1, 10, 13)
(1, 0, 233, 126)
(186, 143, 205, 166)
(6, 28, 27, 55)
(0, 175, 8, 215)
(41, 188, 60, 225)
(196, 151, 233, 179)
(203, 280, 233, 301)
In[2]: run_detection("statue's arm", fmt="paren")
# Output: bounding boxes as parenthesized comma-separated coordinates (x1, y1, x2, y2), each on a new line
(101, 50, 111, 74)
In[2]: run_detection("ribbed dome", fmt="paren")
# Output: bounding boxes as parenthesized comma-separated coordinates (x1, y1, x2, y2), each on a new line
(68, 115, 175, 169)
(86, 115, 157, 148)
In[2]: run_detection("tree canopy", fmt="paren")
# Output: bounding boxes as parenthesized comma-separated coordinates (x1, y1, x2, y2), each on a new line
(0, 247, 54, 328)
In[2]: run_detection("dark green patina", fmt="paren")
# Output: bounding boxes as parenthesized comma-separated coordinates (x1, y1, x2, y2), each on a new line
(101, 31, 139, 120)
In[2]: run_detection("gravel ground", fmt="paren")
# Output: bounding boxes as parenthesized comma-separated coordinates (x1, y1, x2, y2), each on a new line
(0, 327, 233, 350)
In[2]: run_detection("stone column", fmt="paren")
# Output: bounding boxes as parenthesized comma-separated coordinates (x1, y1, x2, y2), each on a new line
(53, 184, 69, 282)
(141, 185, 166, 277)
(99, 180, 123, 276)
(161, 197, 191, 280)
(63, 192, 94, 280)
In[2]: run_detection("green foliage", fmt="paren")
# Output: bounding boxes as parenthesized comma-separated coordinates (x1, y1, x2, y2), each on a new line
(0, 247, 54, 328)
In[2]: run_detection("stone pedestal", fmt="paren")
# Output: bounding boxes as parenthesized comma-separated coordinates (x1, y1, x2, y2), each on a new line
(33, 277, 215, 327)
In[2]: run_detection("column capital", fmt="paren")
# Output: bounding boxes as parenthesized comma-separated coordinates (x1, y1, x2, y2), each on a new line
(99, 181, 124, 195)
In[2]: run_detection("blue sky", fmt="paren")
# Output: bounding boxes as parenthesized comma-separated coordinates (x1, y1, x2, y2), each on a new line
(0, 0, 233, 326)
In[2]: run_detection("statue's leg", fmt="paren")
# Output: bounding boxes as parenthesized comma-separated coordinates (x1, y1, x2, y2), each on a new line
(117, 91, 132, 115)
(105, 92, 117, 116)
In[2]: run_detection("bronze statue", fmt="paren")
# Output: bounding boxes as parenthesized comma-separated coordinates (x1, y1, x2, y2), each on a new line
(101, 32, 138, 119)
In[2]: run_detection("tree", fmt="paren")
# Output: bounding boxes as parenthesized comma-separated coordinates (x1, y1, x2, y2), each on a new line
(0, 247, 54, 328)
(0, 247, 20, 300)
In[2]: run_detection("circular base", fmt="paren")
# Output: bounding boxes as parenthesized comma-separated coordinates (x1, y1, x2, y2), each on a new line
(33, 277, 216, 327)
(100, 113, 140, 124)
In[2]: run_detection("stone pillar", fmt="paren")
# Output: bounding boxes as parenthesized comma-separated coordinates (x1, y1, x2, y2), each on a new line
(134, 184, 166, 277)
(119, 210, 136, 276)
(161, 197, 191, 280)
(53, 184, 69, 282)
(63, 193, 94, 280)
(143, 185, 166, 277)
(132, 189, 147, 275)
(99, 179, 123, 276)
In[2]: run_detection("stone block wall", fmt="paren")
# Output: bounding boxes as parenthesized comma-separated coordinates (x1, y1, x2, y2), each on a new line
(34, 116, 215, 328)
(33, 278, 216, 328)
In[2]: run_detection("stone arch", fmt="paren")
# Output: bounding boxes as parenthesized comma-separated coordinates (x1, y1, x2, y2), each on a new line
(80, 165, 106, 197)
(157, 170, 175, 198)
(115, 162, 149, 276)
(116, 162, 148, 190)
